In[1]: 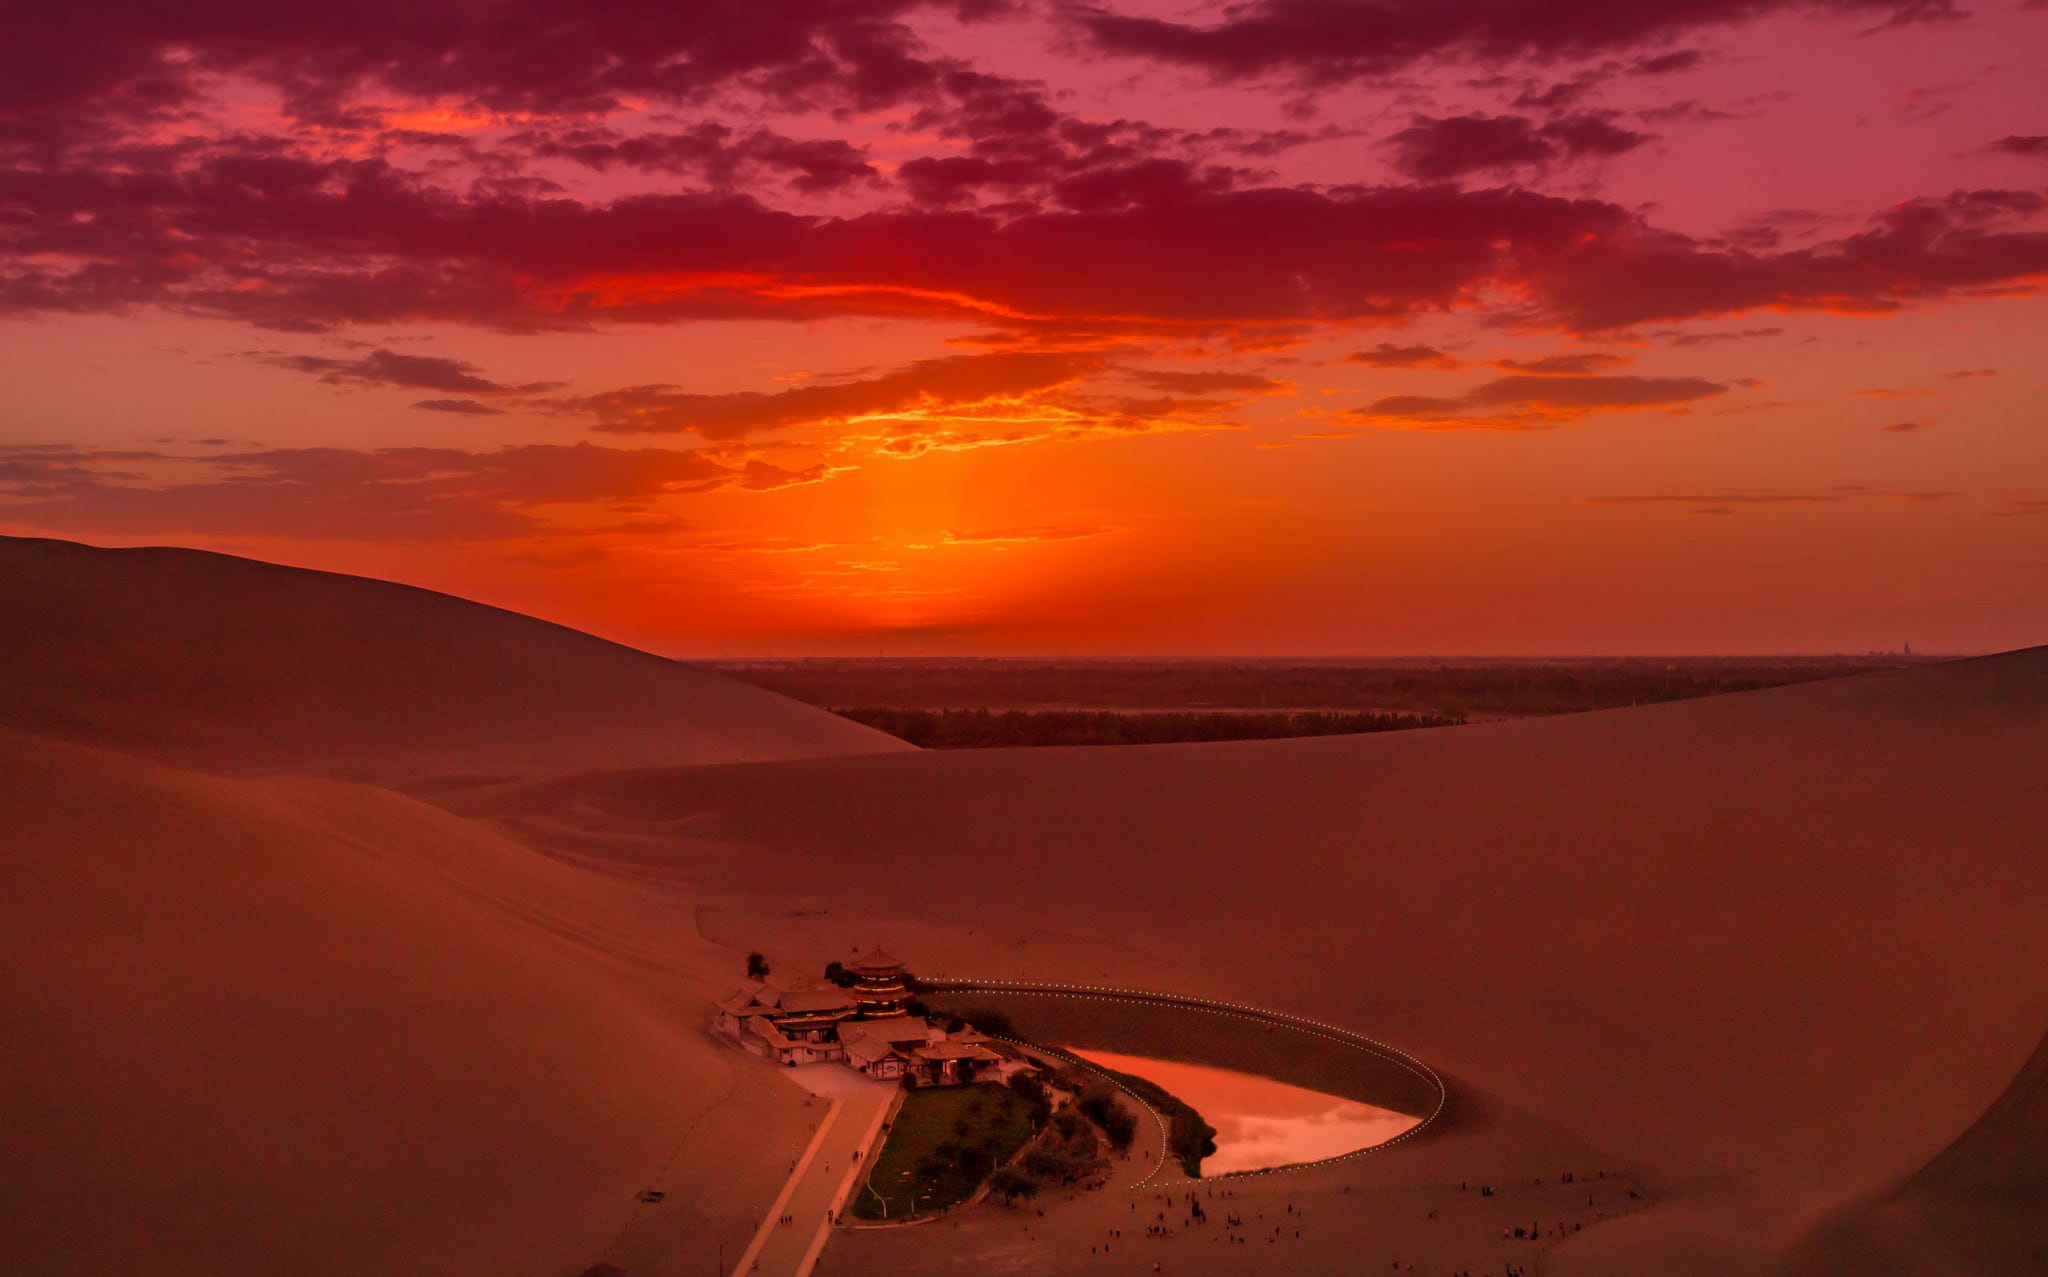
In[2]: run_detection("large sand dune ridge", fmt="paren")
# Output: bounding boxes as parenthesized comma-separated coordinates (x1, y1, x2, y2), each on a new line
(0, 535, 908, 783)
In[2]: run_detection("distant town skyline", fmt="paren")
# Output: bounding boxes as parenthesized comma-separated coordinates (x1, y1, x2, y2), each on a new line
(3, 0, 2045, 655)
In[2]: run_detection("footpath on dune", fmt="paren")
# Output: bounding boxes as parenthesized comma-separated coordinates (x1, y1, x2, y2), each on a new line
(457, 646, 2048, 1276)
(0, 535, 907, 786)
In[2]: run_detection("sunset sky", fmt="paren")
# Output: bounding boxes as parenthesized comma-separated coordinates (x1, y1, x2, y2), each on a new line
(3, 0, 2044, 654)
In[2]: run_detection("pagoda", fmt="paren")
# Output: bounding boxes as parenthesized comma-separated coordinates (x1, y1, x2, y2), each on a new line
(847, 947, 912, 1018)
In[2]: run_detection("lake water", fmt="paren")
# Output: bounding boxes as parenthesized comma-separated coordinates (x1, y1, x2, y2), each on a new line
(1068, 1048, 1421, 1175)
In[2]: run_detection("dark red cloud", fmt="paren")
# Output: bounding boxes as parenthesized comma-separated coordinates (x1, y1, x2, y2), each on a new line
(1991, 136, 2048, 159)
(558, 351, 1097, 437)
(1052, 159, 1244, 212)
(1353, 372, 1728, 428)
(1634, 48, 1708, 74)
(1387, 116, 1550, 178)
(1344, 342, 1462, 368)
(511, 123, 880, 193)
(253, 348, 513, 393)
(1386, 112, 1652, 180)
(1527, 189, 2048, 330)
(1658, 325, 1784, 347)
(4, 134, 2044, 336)
(1504, 48, 1706, 114)
(887, 72, 1265, 211)
(1466, 373, 1724, 407)
(1492, 352, 1632, 374)
(413, 399, 508, 414)
(0, 441, 820, 542)
(1074, 0, 1961, 86)
(1123, 369, 1288, 393)
(895, 155, 1052, 207)
(2, 0, 961, 151)
(0, 446, 166, 495)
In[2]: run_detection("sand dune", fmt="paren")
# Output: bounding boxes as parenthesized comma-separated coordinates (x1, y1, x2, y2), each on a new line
(0, 728, 813, 1277)
(0, 535, 907, 784)
(461, 647, 2048, 1274)
(4, 536, 2043, 1274)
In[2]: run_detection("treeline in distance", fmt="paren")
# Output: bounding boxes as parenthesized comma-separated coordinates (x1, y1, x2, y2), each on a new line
(832, 707, 1464, 749)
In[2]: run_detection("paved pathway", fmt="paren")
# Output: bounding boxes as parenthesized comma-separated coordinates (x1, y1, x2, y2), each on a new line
(729, 1068, 897, 1277)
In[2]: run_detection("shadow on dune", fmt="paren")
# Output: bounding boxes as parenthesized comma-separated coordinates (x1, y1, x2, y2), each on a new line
(1780, 1024, 2048, 1276)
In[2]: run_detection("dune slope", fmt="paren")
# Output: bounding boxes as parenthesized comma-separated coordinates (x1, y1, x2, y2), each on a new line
(0, 728, 808, 1277)
(462, 647, 2048, 1275)
(1780, 1021, 2048, 1275)
(0, 535, 906, 783)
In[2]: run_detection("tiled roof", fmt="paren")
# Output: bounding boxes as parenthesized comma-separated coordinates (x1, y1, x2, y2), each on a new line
(841, 1018, 934, 1047)
(776, 987, 856, 1014)
(843, 1036, 899, 1065)
(914, 1041, 1003, 1062)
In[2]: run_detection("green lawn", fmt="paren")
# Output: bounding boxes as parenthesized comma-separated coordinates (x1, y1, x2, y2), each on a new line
(851, 1083, 1036, 1220)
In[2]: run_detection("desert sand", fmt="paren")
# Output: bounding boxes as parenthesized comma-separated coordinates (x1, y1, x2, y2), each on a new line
(0, 535, 907, 784)
(3, 534, 2045, 1275)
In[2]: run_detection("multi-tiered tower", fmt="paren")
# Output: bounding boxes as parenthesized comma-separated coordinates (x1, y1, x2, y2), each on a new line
(846, 947, 911, 1018)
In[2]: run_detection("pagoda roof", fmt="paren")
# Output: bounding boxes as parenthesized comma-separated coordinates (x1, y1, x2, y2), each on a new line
(848, 947, 907, 972)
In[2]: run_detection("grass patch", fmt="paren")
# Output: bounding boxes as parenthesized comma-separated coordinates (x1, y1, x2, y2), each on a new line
(852, 1084, 1036, 1220)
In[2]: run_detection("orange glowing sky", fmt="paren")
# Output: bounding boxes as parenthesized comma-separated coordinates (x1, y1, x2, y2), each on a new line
(2, 0, 2045, 653)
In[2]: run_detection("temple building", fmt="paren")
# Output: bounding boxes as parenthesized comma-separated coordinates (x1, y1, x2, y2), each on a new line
(838, 1018, 932, 1080)
(712, 949, 1008, 1085)
(713, 976, 857, 1066)
(846, 947, 912, 1018)
(840, 1019, 1003, 1086)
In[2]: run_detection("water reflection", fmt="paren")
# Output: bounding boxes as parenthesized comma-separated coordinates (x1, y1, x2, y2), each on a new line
(1070, 1048, 1420, 1175)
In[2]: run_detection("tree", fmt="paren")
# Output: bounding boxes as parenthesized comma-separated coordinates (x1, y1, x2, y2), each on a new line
(1008, 1070, 1052, 1127)
(746, 951, 769, 980)
(988, 1168, 1037, 1206)
(1079, 1085, 1137, 1151)
(1169, 1108, 1218, 1177)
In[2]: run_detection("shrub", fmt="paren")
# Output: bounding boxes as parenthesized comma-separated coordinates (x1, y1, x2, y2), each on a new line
(1078, 1085, 1137, 1150)
(989, 1168, 1037, 1205)
(1168, 1108, 1218, 1177)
